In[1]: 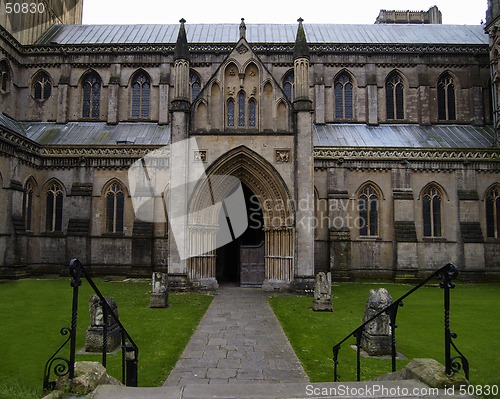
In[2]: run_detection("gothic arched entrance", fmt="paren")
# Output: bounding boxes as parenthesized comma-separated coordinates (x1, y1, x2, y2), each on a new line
(216, 183, 265, 286)
(187, 146, 295, 289)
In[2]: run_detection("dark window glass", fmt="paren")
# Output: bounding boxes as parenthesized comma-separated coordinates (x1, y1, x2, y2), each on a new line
(437, 74, 456, 121)
(359, 185, 379, 237)
(33, 71, 52, 100)
(486, 186, 500, 238)
(283, 71, 294, 101)
(0, 62, 9, 92)
(227, 99, 234, 126)
(45, 182, 63, 232)
(249, 99, 256, 127)
(106, 182, 125, 233)
(82, 72, 101, 118)
(190, 71, 201, 102)
(423, 186, 442, 237)
(23, 181, 34, 231)
(386, 73, 404, 120)
(334, 73, 353, 119)
(238, 91, 245, 127)
(131, 72, 150, 119)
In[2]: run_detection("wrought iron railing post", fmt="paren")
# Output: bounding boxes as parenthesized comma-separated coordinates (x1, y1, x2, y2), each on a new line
(68, 258, 83, 383)
(44, 258, 140, 390)
(388, 301, 401, 373)
(354, 328, 363, 381)
(102, 298, 108, 368)
(331, 262, 469, 383)
(333, 345, 340, 382)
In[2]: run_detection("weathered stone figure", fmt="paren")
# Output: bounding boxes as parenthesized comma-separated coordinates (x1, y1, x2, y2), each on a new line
(360, 288, 394, 356)
(312, 271, 333, 311)
(85, 294, 121, 352)
(150, 272, 169, 308)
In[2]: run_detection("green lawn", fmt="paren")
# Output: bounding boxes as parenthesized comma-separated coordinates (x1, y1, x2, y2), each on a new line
(269, 282, 500, 391)
(0, 278, 212, 399)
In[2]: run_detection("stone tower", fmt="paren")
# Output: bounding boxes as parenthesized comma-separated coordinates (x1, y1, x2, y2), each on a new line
(293, 18, 315, 285)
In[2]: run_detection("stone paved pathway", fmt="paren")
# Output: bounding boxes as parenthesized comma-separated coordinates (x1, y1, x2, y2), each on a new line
(163, 285, 309, 386)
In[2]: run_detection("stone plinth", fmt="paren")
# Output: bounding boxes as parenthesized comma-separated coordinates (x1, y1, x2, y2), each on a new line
(85, 294, 121, 353)
(150, 272, 169, 308)
(360, 288, 394, 356)
(312, 271, 333, 311)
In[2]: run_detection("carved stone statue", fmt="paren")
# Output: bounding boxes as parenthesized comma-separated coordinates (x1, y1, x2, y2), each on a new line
(312, 271, 333, 311)
(360, 288, 395, 356)
(85, 294, 121, 353)
(150, 272, 169, 308)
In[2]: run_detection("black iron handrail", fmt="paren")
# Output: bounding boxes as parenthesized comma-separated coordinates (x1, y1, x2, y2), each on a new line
(332, 263, 469, 382)
(43, 258, 139, 391)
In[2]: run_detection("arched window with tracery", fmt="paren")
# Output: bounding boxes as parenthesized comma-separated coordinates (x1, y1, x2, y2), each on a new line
(227, 98, 235, 127)
(437, 73, 456, 121)
(422, 185, 443, 238)
(386, 72, 405, 120)
(486, 184, 500, 238)
(334, 72, 353, 120)
(45, 181, 64, 232)
(32, 71, 52, 101)
(238, 91, 246, 127)
(23, 180, 35, 231)
(283, 70, 294, 102)
(359, 185, 379, 237)
(189, 71, 201, 102)
(249, 98, 257, 127)
(131, 71, 150, 119)
(82, 71, 101, 118)
(106, 182, 125, 233)
(0, 61, 10, 93)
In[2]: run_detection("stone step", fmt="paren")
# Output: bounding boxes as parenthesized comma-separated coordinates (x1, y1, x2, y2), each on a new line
(88, 380, 474, 399)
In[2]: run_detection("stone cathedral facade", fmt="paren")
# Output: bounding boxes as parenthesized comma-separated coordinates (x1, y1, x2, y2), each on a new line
(0, 2, 499, 289)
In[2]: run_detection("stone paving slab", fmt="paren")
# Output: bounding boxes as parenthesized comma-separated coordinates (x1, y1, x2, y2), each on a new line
(90, 380, 476, 399)
(163, 285, 308, 386)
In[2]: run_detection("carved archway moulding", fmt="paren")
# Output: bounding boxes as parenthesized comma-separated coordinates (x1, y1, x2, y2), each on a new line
(187, 145, 296, 288)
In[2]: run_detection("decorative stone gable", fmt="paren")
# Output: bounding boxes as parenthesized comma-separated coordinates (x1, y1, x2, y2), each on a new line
(191, 37, 292, 133)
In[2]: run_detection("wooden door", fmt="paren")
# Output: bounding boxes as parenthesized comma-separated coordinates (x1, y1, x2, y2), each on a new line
(240, 241, 265, 287)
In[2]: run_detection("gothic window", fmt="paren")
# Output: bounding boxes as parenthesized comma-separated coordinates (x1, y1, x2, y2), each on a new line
(238, 91, 245, 127)
(23, 180, 35, 231)
(422, 185, 442, 238)
(437, 74, 456, 121)
(249, 98, 257, 127)
(45, 181, 63, 232)
(0, 61, 10, 92)
(359, 185, 379, 237)
(105, 182, 125, 233)
(131, 71, 150, 119)
(334, 72, 353, 119)
(227, 99, 235, 127)
(486, 185, 500, 238)
(386, 72, 405, 120)
(32, 71, 52, 101)
(82, 71, 101, 118)
(189, 71, 201, 102)
(283, 70, 294, 102)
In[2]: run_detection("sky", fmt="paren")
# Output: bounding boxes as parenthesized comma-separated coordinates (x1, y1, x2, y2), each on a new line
(82, 0, 488, 25)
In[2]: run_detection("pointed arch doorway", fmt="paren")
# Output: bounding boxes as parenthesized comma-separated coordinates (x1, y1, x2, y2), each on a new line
(187, 146, 295, 290)
(216, 183, 265, 286)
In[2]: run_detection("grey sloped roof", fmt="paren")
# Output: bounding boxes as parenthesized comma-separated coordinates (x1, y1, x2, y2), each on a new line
(37, 23, 487, 45)
(23, 121, 170, 146)
(313, 124, 496, 149)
